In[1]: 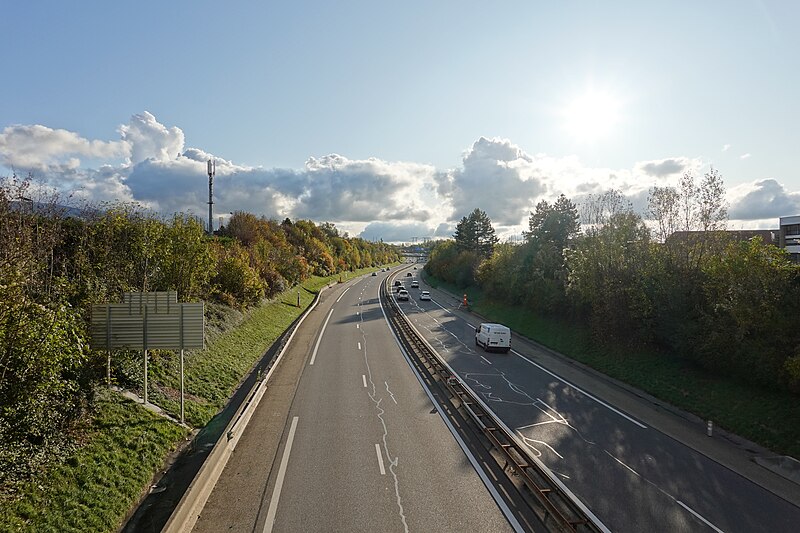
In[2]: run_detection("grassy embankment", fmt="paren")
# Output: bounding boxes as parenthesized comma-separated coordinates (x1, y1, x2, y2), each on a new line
(0, 266, 383, 532)
(424, 274, 800, 459)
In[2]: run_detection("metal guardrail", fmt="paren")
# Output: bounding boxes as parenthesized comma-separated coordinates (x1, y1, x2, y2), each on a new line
(381, 276, 605, 533)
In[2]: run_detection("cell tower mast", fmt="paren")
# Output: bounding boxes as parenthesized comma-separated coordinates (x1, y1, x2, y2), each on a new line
(207, 159, 215, 235)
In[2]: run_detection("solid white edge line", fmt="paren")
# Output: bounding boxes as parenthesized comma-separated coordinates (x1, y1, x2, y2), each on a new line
(480, 356, 492, 365)
(163, 282, 338, 533)
(336, 286, 351, 303)
(375, 443, 386, 475)
(510, 349, 647, 429)
(426, 285, 646, 429)
(378, 294, 526, 533)
(309, 308, 335, 365)
(362, 374, 367, 388)
(676, 501, 726, 533)
(263, 416, 300, 533)
(392, 300, 612, 533)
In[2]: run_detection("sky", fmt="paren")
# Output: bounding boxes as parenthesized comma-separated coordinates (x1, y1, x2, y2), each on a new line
(2, 1, 799, 242)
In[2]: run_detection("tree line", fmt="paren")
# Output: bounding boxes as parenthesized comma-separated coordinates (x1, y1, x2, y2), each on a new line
(0, 176, 399, 476)
(426, 169, 800, 395)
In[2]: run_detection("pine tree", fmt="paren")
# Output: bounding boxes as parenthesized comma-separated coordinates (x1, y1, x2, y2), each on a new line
(454, 208, 498, 259)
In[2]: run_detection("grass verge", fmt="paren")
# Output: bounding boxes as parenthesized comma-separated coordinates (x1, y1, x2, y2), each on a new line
(0, 266, 380, 532)
(424, 274, 800, 458)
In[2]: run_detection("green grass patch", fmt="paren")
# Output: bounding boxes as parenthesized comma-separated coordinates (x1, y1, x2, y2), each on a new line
(1, 267, 379, 532)
(425, 273, 800, 458)
(0, 389, 190, 532)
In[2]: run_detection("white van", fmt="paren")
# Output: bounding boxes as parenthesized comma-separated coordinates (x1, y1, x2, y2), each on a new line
(475, 323, 511, 353)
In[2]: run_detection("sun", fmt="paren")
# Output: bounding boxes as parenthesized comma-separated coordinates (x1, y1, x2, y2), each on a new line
(562, 88, 622, 142)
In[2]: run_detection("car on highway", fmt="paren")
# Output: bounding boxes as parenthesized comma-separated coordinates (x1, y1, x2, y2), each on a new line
(397, 289, 409, 301)
(419, 291, 431, 301)
(411, 280, 419, 288)
(371, 272, 377, 276)
(406, 272, 413, 277)
(395, 284, 405, 292)
(394, 280, 402, 286)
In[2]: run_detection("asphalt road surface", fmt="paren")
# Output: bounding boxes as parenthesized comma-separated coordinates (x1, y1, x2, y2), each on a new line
(396, 268, 800, 532)
(193, 269, 515, 533)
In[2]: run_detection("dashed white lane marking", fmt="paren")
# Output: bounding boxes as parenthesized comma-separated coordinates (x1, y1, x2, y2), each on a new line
(356, 324, 359, 329)
(309, 308, 334, 366)
(335, 287, 350, 303)
(362, 374, 367, 388)
(263, 416, 300, 533)
(375, 443, 386, 475)
(511, 349, 647, 429)
(603, 449, 640, 477)
(358, 342, 362, 350)
(676, 501, 726, 533)
(480, 356, 492, 365)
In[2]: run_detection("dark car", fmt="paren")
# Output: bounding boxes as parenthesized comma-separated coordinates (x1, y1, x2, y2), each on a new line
(406, 272, 413, 277)
(371, 272, 377, 276)
(394, 280, 402, 286)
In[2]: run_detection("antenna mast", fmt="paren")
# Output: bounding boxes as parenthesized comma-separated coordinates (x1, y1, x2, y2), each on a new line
(207, 159, 215, 235)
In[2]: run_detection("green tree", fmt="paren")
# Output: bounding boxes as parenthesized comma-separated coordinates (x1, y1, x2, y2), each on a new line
(525, 194, 580, 251)
(454, 208, 498, 259)
(566, 211, 651, 341)
(698, 238, 799, 384)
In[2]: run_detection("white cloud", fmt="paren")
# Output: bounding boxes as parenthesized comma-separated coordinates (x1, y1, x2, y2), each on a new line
(6, 111, 795, 242)
(740, 153, 751, 159)
(120, 111, 185, 164)
(722, 144, 730, 152)
(436, 137, 545, 226)
(728, 179, 800, 220)
(0, 124, 128, 173)
(635, 157, 692, 178)
(359, 221, 452, 243)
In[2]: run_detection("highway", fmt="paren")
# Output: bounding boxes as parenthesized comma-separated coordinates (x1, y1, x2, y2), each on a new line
(395, 268, 800, 532)
(190, 264, 800, 532)
(193, 269, 515, 532)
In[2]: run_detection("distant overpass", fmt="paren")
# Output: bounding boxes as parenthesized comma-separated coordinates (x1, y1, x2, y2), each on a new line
(401, 252, 427, 263)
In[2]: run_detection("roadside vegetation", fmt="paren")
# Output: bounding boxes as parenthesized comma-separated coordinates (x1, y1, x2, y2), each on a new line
(425, 169, 800, 458)
(0, 174, 399, 531)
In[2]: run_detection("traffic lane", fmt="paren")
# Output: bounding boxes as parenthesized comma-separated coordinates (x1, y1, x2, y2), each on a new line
(268, 277, 402, 532)
(398, 297, 800, 532)
(398, 300, 708, 530)
(360, 279, 514, 532)
(192, 282, 352, 532)
(270, 275, 511, 532)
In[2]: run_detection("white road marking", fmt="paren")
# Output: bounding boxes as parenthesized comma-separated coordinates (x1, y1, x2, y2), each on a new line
(375, 443, 386, 475)
(603, 449, 640, 477)
(356, 324, 359, 329)
(677, 501, 726, 533)
(480, 356, 492, 365)
(387, 300, 610, 533)
(358, 342, 362, 350)
(467, 323, 476, 330)
(378, 298, 525, 533)
(263, 416, 300, 533)
(362, 374, 367, 388)
(511, 349, 647, 429)
(309, 308, 334, 366)
(335, 287, 350, 303)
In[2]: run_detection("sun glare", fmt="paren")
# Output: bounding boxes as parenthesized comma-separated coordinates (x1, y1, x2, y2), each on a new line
(562, 89, 622, 142)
